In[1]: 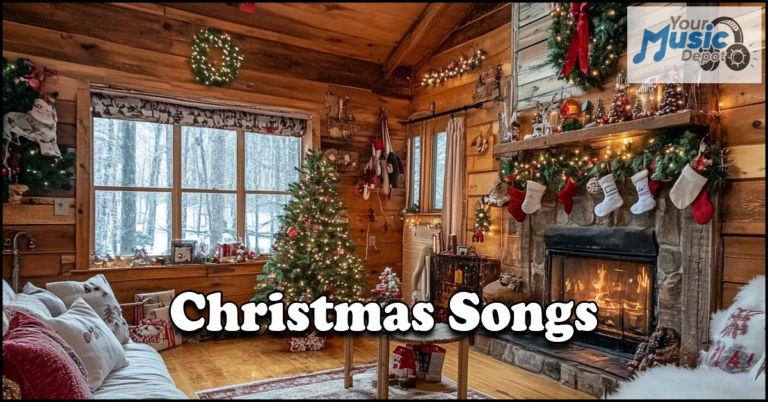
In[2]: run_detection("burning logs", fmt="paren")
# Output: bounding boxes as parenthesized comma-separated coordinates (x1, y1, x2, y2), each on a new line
(628, 326, 680, 375)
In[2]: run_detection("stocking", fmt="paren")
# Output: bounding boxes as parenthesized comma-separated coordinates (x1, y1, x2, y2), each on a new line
(521, 181, 546, 215)
(692, 187, 714, 225)
(594, 174, 624, 217)
(648, 154, 662, 197)
(507, 186, 527, 223)
(557, 177, 578, 214)
(670, 164, 707, 210)
(630, 170, 657, 215)
(379, 159, 391, 198)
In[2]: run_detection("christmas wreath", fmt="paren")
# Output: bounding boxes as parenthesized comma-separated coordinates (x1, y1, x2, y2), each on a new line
(189, 28, 244, 87)
(546, 3, 628, 91)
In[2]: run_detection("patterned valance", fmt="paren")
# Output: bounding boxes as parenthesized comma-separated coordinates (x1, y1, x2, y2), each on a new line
(90, 93, 307, 137)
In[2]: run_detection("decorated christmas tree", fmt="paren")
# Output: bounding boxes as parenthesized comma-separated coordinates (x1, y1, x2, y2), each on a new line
(591, 98, 607, 125)
(656, 71, 686, 116)
(608, 72, 631, 123)
(253, 149, 369, 305)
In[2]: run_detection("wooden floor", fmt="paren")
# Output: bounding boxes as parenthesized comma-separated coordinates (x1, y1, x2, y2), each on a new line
(159, 335, 592, 399)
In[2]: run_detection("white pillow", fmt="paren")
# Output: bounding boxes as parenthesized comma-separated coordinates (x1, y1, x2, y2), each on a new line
(42, 297, 129, 392)
(3, 279, 15, 304)
(3, 293, 52, 321)
(2, 311, 8, 336)
(22, 282, 67, 317)
(46, 274, 130, 344)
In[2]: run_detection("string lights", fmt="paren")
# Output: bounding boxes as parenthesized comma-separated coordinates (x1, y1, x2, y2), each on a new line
(189, 28, 244, 87)
(420, 49, 486, 87)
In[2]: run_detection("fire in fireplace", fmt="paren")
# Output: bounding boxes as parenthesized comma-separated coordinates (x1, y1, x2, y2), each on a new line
(545, 228, 658, 355)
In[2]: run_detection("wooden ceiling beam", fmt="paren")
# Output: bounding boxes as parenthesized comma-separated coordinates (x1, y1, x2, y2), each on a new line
(410, 4, 477, 78)
(384, 3, 449, 80)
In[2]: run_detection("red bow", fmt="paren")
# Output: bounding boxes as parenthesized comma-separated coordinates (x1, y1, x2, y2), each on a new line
(238, 3, 256, 13)
(21, 64, 58, 96)
(561, 3, 590, 77)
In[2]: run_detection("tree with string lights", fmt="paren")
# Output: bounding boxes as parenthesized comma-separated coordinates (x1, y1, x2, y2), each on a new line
(252, 149, 368, 305)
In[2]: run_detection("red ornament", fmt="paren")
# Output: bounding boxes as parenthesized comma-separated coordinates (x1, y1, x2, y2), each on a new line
(560, 103, 570, 118)
(287, 227, 299, 239)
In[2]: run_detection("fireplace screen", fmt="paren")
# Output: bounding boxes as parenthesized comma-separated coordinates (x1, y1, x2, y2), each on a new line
(549, 254, 654, 344)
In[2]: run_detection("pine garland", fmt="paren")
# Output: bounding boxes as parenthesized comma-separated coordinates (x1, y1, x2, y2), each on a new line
(546, 3, 628, 91)
(253, 149, 369, 305)
(498, 130, 730, 193)
(474, 202, 491, 234)
(3, 57, 39, 116)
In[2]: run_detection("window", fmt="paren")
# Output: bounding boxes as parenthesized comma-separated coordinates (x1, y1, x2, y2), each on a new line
(433, 131, 447, 210)
(93, 118, 301, 257)
(410, 136, 421, 208)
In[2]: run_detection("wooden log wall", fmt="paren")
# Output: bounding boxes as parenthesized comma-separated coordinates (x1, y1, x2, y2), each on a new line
(2, 2, 407, 309)
(409, 4, 512, 265)
(508, 2, 765, 309)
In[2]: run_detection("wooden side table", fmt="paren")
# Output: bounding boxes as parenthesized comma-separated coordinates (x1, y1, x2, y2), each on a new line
(343, 324, 470, 399)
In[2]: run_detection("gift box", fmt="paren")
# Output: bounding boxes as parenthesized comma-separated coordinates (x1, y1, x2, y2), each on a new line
(415, 344, 446, 382)
(287, 331, 327, 352)
(216, 242, 237, 259)
(389, 345, 416, 380)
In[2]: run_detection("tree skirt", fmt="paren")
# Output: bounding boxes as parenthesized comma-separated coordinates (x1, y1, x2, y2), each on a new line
(196, 364, 493, 400)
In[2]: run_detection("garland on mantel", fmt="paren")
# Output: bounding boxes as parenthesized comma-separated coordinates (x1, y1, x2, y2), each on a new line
(500, 129, 730, 193)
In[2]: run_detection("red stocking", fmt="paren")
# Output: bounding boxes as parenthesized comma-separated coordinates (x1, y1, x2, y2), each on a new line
(648, 154, 662, 197)
(557, 177, 578, 214)
(692, 188, 714, 225)
(508, 186, 527, 223)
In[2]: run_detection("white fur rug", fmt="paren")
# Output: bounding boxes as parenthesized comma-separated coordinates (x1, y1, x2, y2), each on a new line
(196, 364, 492, 400)
(608, 364, 765, 399)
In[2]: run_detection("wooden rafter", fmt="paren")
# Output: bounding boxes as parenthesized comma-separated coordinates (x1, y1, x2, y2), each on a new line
(384, 3, 449, 80)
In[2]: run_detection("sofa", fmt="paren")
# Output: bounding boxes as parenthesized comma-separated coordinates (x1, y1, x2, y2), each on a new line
(609, 276, 766, 399)
(3, 278, 188, 399)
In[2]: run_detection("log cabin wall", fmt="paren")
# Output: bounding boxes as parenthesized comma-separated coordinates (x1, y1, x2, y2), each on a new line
(1, 2, 410, 322)
(507, 3, 765, 309)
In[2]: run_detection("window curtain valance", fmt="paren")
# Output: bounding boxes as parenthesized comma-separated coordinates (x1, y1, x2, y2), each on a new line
(90, 93, 307, 137)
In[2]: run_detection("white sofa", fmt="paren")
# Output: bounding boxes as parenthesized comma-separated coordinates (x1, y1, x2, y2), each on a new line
(2, 280, 188, 399)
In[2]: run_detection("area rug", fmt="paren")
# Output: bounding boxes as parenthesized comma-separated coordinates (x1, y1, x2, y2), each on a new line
(196, 364, 493, 399)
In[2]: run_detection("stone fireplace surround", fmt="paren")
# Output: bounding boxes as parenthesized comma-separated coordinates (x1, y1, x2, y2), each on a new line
(476, 181, 718, 398)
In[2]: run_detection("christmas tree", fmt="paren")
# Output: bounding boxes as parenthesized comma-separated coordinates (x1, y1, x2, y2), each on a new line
(655, 83, 685, 116)
(608, 71, 631, 124)
(591, 98, 607, 125)
(253, 149, 369, 305)
(631, 98, 644, 120)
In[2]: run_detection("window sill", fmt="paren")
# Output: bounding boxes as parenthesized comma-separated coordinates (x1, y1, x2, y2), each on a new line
(71, 257, 268, 274)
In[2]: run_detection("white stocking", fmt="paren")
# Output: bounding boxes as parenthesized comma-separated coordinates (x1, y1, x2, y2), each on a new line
(630, 170, 656, 215)
(521, 181, 546, 214)
(670, 164, 707, 209)
(594, 174, 624, 217)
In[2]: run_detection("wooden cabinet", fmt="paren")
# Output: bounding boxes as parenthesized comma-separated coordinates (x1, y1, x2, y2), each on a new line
(430, 255, 500, 325)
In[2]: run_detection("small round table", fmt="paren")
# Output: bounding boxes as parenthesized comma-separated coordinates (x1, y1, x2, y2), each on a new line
(343, 323, 470, 399)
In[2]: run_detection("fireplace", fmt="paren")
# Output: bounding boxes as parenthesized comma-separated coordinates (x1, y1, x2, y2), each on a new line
(545, 227, 658, 355)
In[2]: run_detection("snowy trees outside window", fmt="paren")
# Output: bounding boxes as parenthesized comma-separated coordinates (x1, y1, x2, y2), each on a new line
(93, 117, 301, 259)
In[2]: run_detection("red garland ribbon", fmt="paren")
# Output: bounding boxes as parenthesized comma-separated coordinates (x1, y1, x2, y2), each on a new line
(560, 3, 591, 77)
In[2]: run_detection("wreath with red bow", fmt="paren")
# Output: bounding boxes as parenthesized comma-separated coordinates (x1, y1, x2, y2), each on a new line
(545, 3, 628, 91)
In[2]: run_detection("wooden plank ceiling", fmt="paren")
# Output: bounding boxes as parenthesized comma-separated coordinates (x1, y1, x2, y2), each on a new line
(156, 3, 475, 80)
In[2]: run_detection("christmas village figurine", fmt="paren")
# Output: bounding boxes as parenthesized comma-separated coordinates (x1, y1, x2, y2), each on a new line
(585, 98, 607, 128)
(113, 254, 127, 268)
(372, 267, 402, 305)
(128, 246, 151, 268)
(194, 244, 207, 264)
(608, 71, 632, 124)
(634, 80, 656, 119)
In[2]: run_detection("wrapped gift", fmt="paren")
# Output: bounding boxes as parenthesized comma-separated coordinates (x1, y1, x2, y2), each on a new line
(129, 318, 176, 350)
(134, 290, 175, 321)
(216, 242, 237, 260)
(389, 345, 416, 380)
(287, 331, 327, 352)
(412, 344, 446, 382)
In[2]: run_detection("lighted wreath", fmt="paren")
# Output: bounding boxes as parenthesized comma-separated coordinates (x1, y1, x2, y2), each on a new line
(189, 28, 244, 87)
(546, 3, 627, 91)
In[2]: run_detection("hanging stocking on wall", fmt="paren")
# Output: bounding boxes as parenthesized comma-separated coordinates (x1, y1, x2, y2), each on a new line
(594, 174, 624, 217)
(669, 164, 707, 210)
(692, 187, 714, 224)
(647, 154, 662, 197)
(630, 170, 656, 215)
(557, 177, 578, 214)
(522, 181, 546, 215)
(507, 186, 527, 223)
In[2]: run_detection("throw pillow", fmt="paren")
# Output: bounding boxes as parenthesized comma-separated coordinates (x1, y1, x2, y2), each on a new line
(3, 313, 92, 399)
(22, 283, 67, 317)
(42, 298, 129, 392)
(704, 276, 766, 373)
(3, 279, 14, 304)
(3, 293, 52, 321)
(46, 274, 130, 344)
